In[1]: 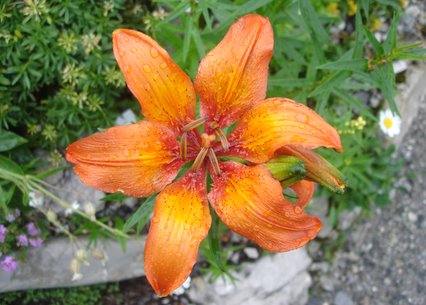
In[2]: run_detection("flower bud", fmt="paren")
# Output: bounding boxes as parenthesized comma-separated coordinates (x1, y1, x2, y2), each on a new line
(69, 258, 82, 281)
(46, 209, 57, 223)
(84, 202, 96, 220)
(76, 249, 89, 266)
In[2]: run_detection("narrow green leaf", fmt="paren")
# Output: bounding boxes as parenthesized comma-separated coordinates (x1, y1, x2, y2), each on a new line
(199, 0, 213, 31)
(0, 130, 27, 152)
(182, 16, 193, 63)
(310, 71, 351, 97)
(363, 27, 384, 56)
(375, 0, 401, 9)
(299, 0, 332, 46)
(318, 59, 368, 72)
(215, 0, 274, 31)
(268, 78, 314, 89)
(0, 75, 10, 86)
(0, 155, 24, 175)
(35, 165, 68, 179)
(383, 11, 400, 55)
(192, 26, 206, 58)
(371, 63, 398, 114)
(360, 0, 370, 19)
(333, 88, 375, 120)
(353, 8, 364, 59)
(160, 1, 189, 23)
(123, 194, 156, 233)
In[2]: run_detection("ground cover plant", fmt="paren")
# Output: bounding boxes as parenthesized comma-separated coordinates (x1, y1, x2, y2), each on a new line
(1, 0, 425, 298)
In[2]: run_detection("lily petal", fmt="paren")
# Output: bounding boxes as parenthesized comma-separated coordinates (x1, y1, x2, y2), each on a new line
(194, 14, 273, 128)
(279, 145, 346, 193)
(145, 170, 211, 296)
(226, 98, 342, 163)
(66, 121, 183, 197)
(113, 29, 196, 131)
(208, 162, 321, 252)
(289, 180, 316, 209)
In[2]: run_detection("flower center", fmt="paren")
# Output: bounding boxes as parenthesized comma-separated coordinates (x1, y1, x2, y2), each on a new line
(383, 118, 393, 129)
(179, 118, 230, 176)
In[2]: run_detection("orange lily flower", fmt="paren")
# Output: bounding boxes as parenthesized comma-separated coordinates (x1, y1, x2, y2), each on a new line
(66, 14, 343, 296)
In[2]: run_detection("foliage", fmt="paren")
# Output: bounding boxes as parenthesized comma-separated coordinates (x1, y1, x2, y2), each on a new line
(0, 282, 121, 305)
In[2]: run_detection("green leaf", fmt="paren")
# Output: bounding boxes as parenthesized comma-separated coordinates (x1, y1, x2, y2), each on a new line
(0, 130, 27, 152)
(332, 89, 375, 120)
(0, 75, 10, 86)
(318, 59, 368, 72)
(268, 78, 314, 89)
(35, 165, 68, 179)
(0, 155, 24, 175)
(299, 0, 332, 46)
(206, 209, 226, 272)
(353, 9, 364, 59)
(360, 0, 370, 18)
(182, 16, 193, 63)
(363, 26, 384, 56)
(371, 63, 398, 113)
(383, 11, 400, 55)
(310, 71, 351, 97)
(375, 0, 401, 9)
(122, 194, 156, 233)
(215, 0, 274, 31)
(192, 26, 206, 58)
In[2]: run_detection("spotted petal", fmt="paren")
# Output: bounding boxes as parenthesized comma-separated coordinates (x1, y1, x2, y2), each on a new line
(144, 170, 210, 296)
(194, 14, 273, 128)
(113, 29, 196, 131)
(66, 121, 183, 197)
(226, 98, 342, 163)
(208, 162, 321, 252)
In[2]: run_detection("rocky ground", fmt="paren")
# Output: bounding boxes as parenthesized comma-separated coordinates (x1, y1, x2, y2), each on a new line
(306, 71, 426, 305)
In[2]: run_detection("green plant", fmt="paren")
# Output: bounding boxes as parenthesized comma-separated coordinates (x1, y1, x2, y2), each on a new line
(0, 282, 121, 305)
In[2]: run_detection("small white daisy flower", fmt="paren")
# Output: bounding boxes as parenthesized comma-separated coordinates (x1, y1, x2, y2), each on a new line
(379, 109, 401, 137)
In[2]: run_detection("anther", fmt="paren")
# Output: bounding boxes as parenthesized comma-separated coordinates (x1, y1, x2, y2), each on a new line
(179, 132, 187, 160)
(210, 121, 230, 151)
(192, 147, 208, 172)
(208, 148, 221, 176)
(192, 133, 216, 172)
(183, 117, 208, 132)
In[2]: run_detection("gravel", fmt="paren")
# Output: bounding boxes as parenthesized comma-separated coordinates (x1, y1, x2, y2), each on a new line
(308, 76, 426, 305)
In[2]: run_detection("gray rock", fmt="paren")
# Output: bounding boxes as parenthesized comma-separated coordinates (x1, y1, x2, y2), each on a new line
(114, 109, 137, 126)
(188, 248, 312, 305)
(307, 197, 331, 238)
(319, 275, 337, 292)
(44, 169, 105, 215)
(334, 291, 354, 305)
(338, 207, 362, 230)
(243, 247, 259, 259)
(0, 237, 145, 292)
(394, 63, 426, 149)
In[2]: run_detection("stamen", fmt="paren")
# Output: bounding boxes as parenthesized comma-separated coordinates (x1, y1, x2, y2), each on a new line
(183, 117, 208, 132)
(210, 121, 229, 151)
(192, 147, 208, 172)
(179, 132, 187, 160)
(208, 148, 221, 176)
(214, 128, 230, 151)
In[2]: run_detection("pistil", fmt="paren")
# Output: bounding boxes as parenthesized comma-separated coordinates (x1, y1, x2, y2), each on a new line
(179, 118, 228, 176)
